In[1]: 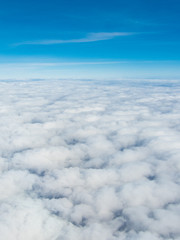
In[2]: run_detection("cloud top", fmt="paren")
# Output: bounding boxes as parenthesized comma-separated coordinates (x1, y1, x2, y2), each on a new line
(0, 79, 180, 239)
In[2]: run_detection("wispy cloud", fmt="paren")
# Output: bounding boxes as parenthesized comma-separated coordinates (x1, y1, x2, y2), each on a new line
(15, 32, 135, 46)
(0, 61, 127, 67)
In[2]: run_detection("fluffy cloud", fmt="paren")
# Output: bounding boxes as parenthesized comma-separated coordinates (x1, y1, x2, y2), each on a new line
(0, 79, 180, 239)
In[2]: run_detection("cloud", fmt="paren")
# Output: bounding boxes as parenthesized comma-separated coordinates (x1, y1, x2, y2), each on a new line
(0, 79, 180, 239)
(15, 32, 135, 46)
(0, 61, 127, 69)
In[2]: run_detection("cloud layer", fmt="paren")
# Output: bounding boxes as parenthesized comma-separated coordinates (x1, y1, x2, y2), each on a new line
(0, 79, 180, 240)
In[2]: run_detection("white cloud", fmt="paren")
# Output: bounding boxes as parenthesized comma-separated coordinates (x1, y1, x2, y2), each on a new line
(15, 32, 135, 45)
(0, 79, 180, 239)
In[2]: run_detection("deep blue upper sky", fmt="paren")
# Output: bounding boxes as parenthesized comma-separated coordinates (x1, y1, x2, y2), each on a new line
(0, 0, 180, 79)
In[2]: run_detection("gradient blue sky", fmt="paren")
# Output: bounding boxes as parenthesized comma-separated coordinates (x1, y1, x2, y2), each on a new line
(0, 0, 180, 79)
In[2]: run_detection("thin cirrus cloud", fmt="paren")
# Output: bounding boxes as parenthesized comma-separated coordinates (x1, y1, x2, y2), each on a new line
(15, 32, 135, 46)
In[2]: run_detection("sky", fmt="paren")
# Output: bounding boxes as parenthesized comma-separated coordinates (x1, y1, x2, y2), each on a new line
(1, 1, 180, 238)
(0, 0, 180, 79)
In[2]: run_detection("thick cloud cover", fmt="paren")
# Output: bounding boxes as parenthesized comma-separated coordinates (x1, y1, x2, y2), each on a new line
(0, 79, 180, 240)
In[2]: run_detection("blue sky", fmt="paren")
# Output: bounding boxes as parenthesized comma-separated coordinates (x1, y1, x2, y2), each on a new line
(0, 0, 180, 79)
